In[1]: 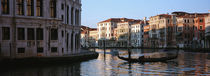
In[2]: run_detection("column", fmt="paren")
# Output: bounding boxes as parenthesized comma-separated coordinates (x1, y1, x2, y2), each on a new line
(24, 0, 27, 16)
(44, 26, 50, 56)
(34, 0, 36, 17)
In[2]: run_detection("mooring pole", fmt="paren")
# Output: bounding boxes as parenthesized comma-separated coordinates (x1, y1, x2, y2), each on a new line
(103, 40, 106, 60)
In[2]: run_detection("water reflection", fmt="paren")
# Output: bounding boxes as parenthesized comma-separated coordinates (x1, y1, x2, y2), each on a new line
(0, 49, 210, 76)
(0, 63, 81, 76)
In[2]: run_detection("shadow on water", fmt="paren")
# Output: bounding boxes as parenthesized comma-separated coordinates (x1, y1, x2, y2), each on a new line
(0, 62, 81, 76)
(1, 49, 210, 76)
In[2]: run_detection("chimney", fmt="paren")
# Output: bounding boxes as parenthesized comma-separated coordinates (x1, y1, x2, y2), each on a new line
(143, 17, 147, 25)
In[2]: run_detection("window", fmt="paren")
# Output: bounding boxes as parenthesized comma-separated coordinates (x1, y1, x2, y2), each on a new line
(18, 48, 25, 53)
(51, 47, 57, 53)
(36, 28, 43, 40)
(2, 27, 10, 40)
(61, 3, 64, 10)
(200, 25, 203, 30)
(67, 6, 69, 24)
(62, 48, 64, 53)
(51, 28, 58, 40)
(71, 7, 74, 25)
(27, 0, 34, 16)
(27, 28, 35, 40)
(36, 0, 43, 16)
(61, 15, 64, 21)
(71, 33, 74, 51)
(75, 10, 79, 25)
(17, 0, 24, 15)
(66, 33, 69, 51)
(50, 0, 56, 18)
(18, 28, 25, 40)
(168, 19, 170, 24)
(1, 0, 9, 14)
(200, 19, 203, 22)
(37, 47, 43, 53)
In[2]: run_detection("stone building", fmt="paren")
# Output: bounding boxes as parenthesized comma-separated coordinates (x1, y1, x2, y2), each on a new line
(0, 0, 81, 58)
(97, 18, 119, 47)
(97, 18, 140, 47)
(205, 14, 210, 48)
(88, 28, 98, 47)
(80, 26, 89, 48)
(80, 26, 98, 48)
(193, 15, 206, 48)
(130, 18, 147, 47)
(115, 18, 140, 47)
(149, 14, 176, 48)
(97, 18, 119, 40)
(173, 12, 208, 48)
(143, 24, 150, 47)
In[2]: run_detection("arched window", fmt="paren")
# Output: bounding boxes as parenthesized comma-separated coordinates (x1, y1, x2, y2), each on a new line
(71, 7, 74, 25)
(1, 0, 9, 14)
(71, 32, 74, 51)
(17, 0, 24, 15)
(27, 0, 34, 16)
(50, 0, 56, 18)
(36, 0, 43, 16)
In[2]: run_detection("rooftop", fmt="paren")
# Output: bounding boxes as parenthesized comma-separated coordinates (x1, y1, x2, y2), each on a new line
(98, 18, 141, 23)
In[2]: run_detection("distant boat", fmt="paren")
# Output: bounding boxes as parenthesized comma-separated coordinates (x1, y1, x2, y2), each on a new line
(118, 50, 179, 62)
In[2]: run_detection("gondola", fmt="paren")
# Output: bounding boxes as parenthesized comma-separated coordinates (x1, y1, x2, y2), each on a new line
(118, 50, 179, 62)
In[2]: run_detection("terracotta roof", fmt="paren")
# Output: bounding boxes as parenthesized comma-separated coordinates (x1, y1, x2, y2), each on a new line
(98, 18, 141, 23)
(173, 11, 209, 17)
(158, 14, 172, 18)
(132, 22, 141, 25)
(89, 28, 97, 31)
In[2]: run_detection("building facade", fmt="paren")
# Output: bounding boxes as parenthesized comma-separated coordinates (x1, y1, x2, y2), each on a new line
(173, 12, 208, 48)
(97, 18, 119, 40)
(97, 18, 140, 47)
(149, 14, 176, 48)
(0, 0, 81, 58)
(88, 28, 98, 47)
(80, 26, 89, 48)
(130, 20, 147, 47)
(193, 16, 206, 48)
(205, 14, 210, 48)
(143, 24, 150, 47)
(115, 19, 140, 47)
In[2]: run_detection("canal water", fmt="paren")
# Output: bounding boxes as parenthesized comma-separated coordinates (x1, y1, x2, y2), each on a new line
(0, 49, 210, 76)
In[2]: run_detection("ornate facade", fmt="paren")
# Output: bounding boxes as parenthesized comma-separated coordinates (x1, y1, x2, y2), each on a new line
(0, 0, 82, 58)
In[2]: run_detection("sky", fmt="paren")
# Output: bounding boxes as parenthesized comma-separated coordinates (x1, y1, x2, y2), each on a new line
(81, 0, 210, 28)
